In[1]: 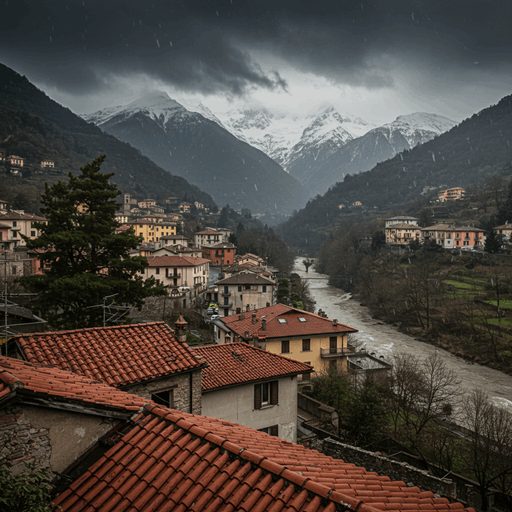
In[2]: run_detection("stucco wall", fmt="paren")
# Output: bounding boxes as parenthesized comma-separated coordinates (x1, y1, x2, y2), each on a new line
(265, 334, 348, 374)
(125, 370, 202, 414)
(201, 376, 298, 442)
(0, 404, 121, 478)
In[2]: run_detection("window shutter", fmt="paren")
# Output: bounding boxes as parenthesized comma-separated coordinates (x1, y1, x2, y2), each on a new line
(254, 384, 261, 409)
(270, 425, 278, 437)
(270, 381, 278, 405)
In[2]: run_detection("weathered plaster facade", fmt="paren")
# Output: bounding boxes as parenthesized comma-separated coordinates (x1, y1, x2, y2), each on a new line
(0, 404, 121, 478)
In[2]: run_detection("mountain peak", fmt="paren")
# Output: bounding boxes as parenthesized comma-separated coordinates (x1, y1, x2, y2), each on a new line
(126, 90, 183, 111)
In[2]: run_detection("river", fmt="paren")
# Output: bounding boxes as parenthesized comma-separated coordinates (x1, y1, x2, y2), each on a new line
(293, 258, 512, 409)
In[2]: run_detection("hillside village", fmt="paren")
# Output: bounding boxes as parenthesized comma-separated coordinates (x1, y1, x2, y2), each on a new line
(1, 103, 512, 512)
(2, 169, 512, 511)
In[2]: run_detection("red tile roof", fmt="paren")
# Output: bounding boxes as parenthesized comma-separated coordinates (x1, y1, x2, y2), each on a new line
(0, 356, 146, 413)
(221, 304, 358, 340)
(16, 322, 204, 388)
(193, 342, 312, 391)
(147, 255, 210, 267)
(53, 404, 475, 512)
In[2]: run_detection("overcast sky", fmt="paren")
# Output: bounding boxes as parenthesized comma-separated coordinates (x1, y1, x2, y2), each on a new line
(1, 0, 512, 124)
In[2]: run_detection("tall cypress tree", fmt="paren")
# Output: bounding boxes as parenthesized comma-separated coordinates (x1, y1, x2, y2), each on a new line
(20, 155, 163, 329)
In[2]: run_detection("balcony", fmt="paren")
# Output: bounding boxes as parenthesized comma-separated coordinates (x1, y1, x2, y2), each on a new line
(222, 291, 231, 297)
(221, 302, 233, 309)
(166, 272, 181, 278)
(320, 345, 356, 358)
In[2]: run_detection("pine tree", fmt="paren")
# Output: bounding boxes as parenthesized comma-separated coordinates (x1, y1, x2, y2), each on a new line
(485, 229, 502, 254)
(20, 156, 163, 329)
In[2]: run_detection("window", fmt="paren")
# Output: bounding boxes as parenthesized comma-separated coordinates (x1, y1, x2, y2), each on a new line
(258, 425, 278, 436)
(302, 363, 311, 381)
(238, 285, 242, 292)
(12, 221, 17, 227)
(31, 230, 36, 237)
(302, 339, 311, 352)
(155, 268, 160, 274)
(151, 389, 174, 408)
(262, 285, 267, 292)
(281, 340, 290, 353)
(244, 284, 251, 290)
(254, 381, 278, 409)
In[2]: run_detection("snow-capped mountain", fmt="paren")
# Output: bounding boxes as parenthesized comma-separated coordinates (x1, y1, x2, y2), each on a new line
(293, 112, 457, 197)
(218, 104, 372, 169)
(83, 91, 306, 215)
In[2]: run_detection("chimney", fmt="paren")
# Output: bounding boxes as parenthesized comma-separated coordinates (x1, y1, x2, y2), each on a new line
(239, 314, 245, 321)
(332, 319, 338, 326)
(246, 304, 250, 312)
(174, 315, 188, 343)
(244, 331, 250, 339)
(262, 319, 266, 330)
(252, 312, 257, 324)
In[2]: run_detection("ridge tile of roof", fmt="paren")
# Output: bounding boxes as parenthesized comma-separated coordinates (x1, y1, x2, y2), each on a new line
(216, 273, 275, 285)
(146, 255, 210, 266)
(193, 342, 312, 391)
(16, 322, 204, 387)
(221, 304, 358, 339)
(53, 404, 476, 512)
(0, 356, 147, 413)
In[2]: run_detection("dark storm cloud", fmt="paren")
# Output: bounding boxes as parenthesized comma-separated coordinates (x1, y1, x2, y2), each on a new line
(1, 0, 511, 98)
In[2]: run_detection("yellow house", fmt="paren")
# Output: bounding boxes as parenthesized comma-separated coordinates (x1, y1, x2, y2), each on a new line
(126, 220, 177, 243)
(214, 304, 358, 377)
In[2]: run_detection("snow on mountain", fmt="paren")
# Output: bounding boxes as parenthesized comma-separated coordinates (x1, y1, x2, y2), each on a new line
(292, 111, 458, 198)
(218, 104, 373, 169)
(380, 112, 457, 148)
(82, 91, 195, 128)
(82, 91, 306, 215)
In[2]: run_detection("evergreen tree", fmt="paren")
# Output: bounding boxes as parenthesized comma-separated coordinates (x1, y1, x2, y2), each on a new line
(20, 156, 163, 329)
(485, 229, 502, 253)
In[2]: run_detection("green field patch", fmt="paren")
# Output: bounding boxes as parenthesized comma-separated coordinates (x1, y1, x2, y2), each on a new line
(485, 299, 512, 310)
(484, 317, 512, 326)
(443, 279, 478, 290)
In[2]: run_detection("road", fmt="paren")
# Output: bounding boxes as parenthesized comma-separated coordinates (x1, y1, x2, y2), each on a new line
(293, 257, 512, 409)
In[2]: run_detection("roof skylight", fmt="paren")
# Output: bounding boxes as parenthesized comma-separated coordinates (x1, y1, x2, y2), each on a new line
(278, 319, 287, 324)
(298, 317, 307, 322)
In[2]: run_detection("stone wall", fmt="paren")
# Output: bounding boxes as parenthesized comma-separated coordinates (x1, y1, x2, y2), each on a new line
(0, 405, 52, 477)
(322, 438, 457, 500)
(125, 369, 202, 414)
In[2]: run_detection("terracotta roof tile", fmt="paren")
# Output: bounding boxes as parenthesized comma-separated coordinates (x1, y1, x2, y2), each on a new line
(4, 359, 473, 512)
(194, 343, 312, 391)
(0, 356, 148, 413)
(220, 304, 358, 340)
(17, 322, 203, 387)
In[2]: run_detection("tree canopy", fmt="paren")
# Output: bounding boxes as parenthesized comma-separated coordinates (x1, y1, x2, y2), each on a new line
(20, 155, 163, 329)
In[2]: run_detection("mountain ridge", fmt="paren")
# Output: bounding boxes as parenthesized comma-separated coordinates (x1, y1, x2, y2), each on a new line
(85, 93, 306, 215)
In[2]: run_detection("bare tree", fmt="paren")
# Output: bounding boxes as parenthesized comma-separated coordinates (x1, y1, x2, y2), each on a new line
(388, 352, 461, 454)
(461, 390, 512, 511)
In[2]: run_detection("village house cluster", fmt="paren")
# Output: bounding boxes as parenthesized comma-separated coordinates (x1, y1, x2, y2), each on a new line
(383, 215, 501, 250)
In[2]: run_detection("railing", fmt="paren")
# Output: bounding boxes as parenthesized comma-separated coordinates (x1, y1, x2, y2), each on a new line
(222, 291, 231, 297)
(320, 345, 356, 358)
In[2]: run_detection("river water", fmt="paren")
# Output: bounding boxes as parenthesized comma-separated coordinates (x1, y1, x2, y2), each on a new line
(293, 258, 512, 409)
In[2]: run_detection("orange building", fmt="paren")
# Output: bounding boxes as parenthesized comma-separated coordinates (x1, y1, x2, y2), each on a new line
(202, 242, 236, 266)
